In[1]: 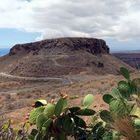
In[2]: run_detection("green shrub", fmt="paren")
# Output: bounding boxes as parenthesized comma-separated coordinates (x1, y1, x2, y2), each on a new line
(28, 94, 97, 139)
(102, 67, 140, 139)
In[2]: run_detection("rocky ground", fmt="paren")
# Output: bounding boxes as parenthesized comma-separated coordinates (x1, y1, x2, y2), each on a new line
(1, 71, 140, 127)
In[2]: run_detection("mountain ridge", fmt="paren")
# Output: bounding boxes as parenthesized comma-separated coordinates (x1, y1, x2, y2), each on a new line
(9, 37, 109, 56)
(0, 37, 134, 77)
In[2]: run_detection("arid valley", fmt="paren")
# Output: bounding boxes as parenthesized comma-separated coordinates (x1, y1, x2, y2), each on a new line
(0, 38, 139, 128)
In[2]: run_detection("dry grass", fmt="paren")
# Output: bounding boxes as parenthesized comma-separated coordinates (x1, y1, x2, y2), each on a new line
(113, 117, 140, 140)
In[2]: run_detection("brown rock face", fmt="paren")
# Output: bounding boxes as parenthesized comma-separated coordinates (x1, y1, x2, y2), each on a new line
(9, 37, 109, 56)
(0, 37, 134, 77)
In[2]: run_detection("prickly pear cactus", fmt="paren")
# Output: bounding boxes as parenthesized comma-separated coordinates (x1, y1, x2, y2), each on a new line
(83, 94, 94, 107)
(44, 103, 55, 118)
(28, 94, 97, 140)
(35, 100, 47, 108)
(27, 67, 140, 140)
(131, 107, 140, 118)
(29, 106, 45, 124)
(36, 113, 48, 130)
(118, 81, 131, 98)
(54, 98, 67, 117)
(134, 119, 140, 135)
(103, 94, 114, 104)
(120, 67, 130, 80)
(109, 99, 131, 117)
(101, 67, 140, 140)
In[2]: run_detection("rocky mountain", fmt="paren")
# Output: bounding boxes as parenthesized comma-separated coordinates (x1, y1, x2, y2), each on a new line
(0, 37, 134, 77)
(9, 37, 109, 55)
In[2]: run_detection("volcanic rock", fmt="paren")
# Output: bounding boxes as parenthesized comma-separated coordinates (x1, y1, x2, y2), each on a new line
(9, 38, 109, 56)
(0, 37, 134, 77)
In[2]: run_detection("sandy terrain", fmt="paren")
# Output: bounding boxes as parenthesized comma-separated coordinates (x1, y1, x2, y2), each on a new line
(0, 71, 140, 127)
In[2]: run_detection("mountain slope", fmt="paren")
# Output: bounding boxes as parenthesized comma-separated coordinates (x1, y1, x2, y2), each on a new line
(113, 52, 140, 70)
(0, 37, 134, 77)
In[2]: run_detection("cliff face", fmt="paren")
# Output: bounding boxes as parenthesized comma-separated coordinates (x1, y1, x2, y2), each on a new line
(9, 38, 110, 56)
(0, 37, 134, 77)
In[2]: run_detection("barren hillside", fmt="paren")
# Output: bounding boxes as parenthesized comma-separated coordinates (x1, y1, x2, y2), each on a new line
(0, 37, 134, 77)
(113, 52, 140, 69)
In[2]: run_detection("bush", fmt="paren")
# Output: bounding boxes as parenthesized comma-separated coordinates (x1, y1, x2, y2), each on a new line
(0, 116, 28, 140)
(101, 67, 140, 140)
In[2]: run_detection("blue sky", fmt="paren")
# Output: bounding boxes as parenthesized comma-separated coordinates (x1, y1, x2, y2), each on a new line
(0, 28, 40, 48)
(0, 0, 140, 52)
(107, 39, 140, 52)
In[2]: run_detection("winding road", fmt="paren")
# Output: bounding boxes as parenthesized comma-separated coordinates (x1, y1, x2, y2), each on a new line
(0, 72, 73, 84)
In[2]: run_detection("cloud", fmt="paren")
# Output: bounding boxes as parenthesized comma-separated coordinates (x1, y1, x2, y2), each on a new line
(0, 0, 140, 41)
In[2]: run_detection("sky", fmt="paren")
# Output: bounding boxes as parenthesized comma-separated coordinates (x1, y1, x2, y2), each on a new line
(0, 0, 140, 52)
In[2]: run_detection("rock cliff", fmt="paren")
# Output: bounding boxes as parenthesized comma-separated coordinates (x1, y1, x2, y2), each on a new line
(9, 38, 109, 56)
(0, 37, 134, 77)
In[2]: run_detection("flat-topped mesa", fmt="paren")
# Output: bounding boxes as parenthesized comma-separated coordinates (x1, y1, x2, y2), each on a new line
(9, 37, 110, 55)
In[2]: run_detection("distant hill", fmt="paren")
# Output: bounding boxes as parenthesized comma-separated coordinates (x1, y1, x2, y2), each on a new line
(0, 37, 134, 77)
(113, 50, 140, 54)
(113, 52, 140, 70)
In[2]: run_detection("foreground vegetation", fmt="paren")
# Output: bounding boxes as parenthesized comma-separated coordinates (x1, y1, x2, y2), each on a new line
(1, 67, 140, 140)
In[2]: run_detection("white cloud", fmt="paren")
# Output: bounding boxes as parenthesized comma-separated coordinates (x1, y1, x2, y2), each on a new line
(0, 0, 140, 41)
